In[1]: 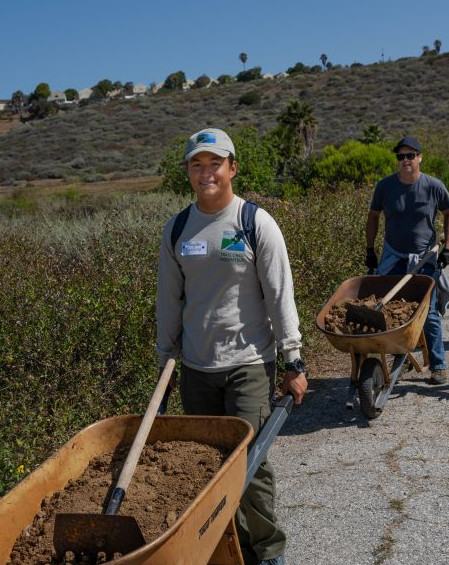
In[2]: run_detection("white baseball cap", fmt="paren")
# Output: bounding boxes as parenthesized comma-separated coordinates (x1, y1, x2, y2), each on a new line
(184, 128, 235, 162)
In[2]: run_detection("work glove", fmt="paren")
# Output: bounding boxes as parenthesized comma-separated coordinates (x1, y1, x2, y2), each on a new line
(365, 247, 378, 272)
(437, 248, 449, 268)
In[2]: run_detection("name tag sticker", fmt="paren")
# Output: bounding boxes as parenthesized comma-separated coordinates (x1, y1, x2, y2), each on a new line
(181, 240, 208, 256)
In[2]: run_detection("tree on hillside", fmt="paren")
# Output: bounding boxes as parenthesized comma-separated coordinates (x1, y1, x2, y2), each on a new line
(10, 90, 25, 112)
(91, 79, 114, 100)
(421, 45, 430, 56)
(217, 74, 235, 85)
(360, 124, 384, 145)
(236, 67, 262, 83)
(123, 82, 134, 95)
(287, 62, 308, 75)
(239, 52, 248, 71)
(193, 75, 211, 89)
(163, 71, 186, 90)
(64, 88, 78, 102)
(277, 99, 318, 161)
(320, 53, 328, 70)
(434, 39, 442, 55)
(29, 82, 51, 102)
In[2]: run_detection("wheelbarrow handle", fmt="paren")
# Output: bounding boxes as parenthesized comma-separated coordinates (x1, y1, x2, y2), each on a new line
(244, 393, 293, 492)
(107, 358, 176, 514)
(380, 244, 439, 305)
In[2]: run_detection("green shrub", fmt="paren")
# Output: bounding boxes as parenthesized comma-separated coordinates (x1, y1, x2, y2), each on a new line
(238, 90, 261, 106)
(312, 140, 396, 188)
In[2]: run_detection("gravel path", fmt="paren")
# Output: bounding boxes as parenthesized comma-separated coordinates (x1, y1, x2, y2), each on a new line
(271, 318, 449, 565)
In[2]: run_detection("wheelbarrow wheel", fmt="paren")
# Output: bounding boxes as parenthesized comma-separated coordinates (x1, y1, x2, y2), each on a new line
(359, 358, 384, 419)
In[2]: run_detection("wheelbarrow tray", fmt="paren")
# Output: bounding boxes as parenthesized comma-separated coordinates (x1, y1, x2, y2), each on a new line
(0, 414, 253, 565)
(315, 274, 435, 355)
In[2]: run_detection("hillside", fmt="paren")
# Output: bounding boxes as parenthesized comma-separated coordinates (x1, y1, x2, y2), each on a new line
(1, 54, 449, 184)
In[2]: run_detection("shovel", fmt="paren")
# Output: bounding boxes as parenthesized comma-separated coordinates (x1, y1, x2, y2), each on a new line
(53, 358, 176, 562)
(345, 244, 439, 332)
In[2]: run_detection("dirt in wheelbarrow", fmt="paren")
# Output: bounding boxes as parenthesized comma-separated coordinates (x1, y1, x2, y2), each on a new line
(324, 295, 419, 335)
(8, 440, 230, 565)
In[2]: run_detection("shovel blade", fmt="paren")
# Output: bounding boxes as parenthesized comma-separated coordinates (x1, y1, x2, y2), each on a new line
(54, 513, 146, 561)
(345, 303, 387, 332)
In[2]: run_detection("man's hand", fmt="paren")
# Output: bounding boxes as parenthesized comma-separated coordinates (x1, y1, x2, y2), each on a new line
(365, 247, 378, 272)
(282, 371, 308, 405)
(438, 248, 449, 268)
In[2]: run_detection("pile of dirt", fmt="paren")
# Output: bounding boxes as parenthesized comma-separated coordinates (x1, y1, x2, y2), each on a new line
(8, 440, 230, 565)
(324, 295, 419, 334)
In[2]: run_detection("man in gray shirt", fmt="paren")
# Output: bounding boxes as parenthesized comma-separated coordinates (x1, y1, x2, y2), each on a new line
(156, 128, 307, 565)
(366, 136, 449, 384)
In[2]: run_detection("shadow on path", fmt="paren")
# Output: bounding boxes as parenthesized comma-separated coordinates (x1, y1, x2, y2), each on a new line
(279, 373, 449, 438)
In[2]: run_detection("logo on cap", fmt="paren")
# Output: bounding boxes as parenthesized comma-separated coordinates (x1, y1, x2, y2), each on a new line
(196, 132, 217, 144)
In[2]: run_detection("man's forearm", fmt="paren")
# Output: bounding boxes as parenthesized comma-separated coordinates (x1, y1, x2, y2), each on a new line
(366, 211, 380, 248)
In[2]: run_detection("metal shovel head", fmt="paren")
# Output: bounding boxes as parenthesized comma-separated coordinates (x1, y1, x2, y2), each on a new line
(54, 513, 146, 561)
(345, 302, 387, 332)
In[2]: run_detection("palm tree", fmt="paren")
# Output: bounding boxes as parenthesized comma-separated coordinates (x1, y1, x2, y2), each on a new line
(434, 39, 442, 55)
(239, 52, 248, 71)
(277, 100, 318, 159)
(319, 53, 328, 70)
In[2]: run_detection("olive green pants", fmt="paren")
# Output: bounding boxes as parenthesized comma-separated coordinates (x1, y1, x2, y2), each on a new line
(180, 362, 286, 562)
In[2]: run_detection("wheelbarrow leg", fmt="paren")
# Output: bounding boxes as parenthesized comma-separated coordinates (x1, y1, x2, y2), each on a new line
(347, 350, 365, 410)
(208, 516, 244, 565)
(374, 353, 407, 412)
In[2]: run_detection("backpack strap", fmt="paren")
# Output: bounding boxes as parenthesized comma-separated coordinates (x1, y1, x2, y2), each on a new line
(170, 200, 258, 257)
(241, 200, 259, 257)
(170, 204, 192, 251)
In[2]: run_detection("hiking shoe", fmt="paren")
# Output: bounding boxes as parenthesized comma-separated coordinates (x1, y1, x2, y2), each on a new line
(258, 556, 285, 565)
(429, 369, 448, 385)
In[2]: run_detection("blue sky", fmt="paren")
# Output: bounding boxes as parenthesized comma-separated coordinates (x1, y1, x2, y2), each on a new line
(1, 0, 448, 99)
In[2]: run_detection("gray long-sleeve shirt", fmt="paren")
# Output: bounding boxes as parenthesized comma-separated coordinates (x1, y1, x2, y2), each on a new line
(156, 195, 302, 371)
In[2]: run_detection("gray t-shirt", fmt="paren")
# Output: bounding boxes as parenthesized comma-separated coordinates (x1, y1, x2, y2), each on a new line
(370, 173, 449, 254)
(156, 195, 302, 371)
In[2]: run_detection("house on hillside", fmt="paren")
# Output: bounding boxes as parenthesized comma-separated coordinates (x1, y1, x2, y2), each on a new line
(182, 79, 195, 91)
(133, 83, 148, 96)
(107, 88, 122, 100)
(78, 87, 93, 101)
(262, 73, 274, 80)
(48, 91, 67, 104)
(149, 82, 164, 94)
(0, 100, 9, 111)
(274, 72, 288, 79)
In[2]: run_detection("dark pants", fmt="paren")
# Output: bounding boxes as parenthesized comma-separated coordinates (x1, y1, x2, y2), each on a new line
(386, 260, 447, 371)
(180, 362, 286, 562)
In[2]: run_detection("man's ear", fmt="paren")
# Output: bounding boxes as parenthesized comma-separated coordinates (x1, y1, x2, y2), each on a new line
(418, 156, 422, 162)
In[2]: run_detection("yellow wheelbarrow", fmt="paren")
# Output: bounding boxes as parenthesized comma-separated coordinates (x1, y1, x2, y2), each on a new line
(315, 274, 435, 419)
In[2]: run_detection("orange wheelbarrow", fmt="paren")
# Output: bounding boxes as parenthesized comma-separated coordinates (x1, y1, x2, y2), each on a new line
(315, 274, 435, 419)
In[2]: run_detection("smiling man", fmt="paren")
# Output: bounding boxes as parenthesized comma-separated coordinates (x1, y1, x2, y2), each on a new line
(366, 136, 449, 384)
(156, 128, 307, 565)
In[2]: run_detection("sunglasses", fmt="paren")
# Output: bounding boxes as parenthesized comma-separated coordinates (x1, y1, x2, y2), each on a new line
(396, 153, 418, 161)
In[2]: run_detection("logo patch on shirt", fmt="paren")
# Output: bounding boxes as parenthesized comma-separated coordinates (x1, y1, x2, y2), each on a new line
(220, 231, 245, 252)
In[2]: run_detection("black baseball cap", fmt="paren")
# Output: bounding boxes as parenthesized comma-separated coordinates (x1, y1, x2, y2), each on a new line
(393, 136, 422, 153)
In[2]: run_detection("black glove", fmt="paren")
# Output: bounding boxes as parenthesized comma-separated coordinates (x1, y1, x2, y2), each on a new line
(365, 247, 378, 272)
(438, 248, 449, 268)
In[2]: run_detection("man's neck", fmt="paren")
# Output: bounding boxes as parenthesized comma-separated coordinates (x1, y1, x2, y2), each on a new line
(196, 191, 234, 214)
(398, 171, 420, 185)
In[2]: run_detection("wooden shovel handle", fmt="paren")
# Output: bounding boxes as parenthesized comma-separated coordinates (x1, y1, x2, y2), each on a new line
(113, 359, 176, 493)
(381, 244, 439, 306)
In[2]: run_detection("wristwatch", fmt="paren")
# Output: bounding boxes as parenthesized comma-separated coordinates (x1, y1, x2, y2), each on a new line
(285, 358, 306, 374)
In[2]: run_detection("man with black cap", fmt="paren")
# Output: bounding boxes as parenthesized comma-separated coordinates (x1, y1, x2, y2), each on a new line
(366, 135, 449, 384)
(156, 128, 307, 564)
